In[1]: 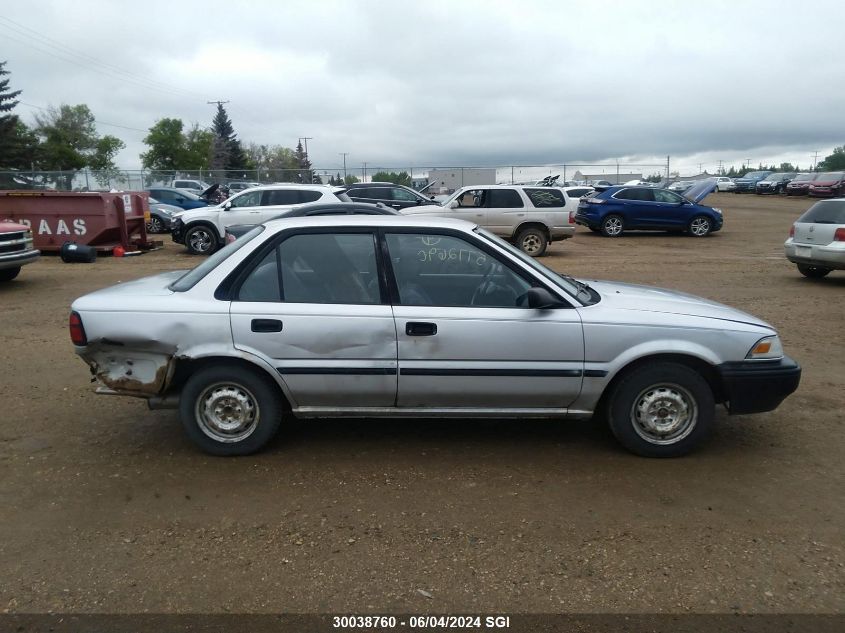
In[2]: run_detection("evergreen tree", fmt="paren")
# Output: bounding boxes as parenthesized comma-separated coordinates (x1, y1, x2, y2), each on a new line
(0, 60, 24, 155)
(210, 103, 248, 171)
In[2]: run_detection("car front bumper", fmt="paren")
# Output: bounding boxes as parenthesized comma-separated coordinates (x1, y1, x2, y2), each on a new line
(717, 357, 801, 414)
(0, 248, 40, 270)
(171, 217, 185, 244)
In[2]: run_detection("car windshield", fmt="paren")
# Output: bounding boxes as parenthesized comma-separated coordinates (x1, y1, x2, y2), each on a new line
(474, 227, 588, 302)
(763, 174, 782, 181)
(797, 200, 845, 224)
(177, 189, 201, 200)
(818, 172, 844, 180)
(744, 172, 768, 179)
(792, 173, 816, 182)
(169, 226, 265, 292)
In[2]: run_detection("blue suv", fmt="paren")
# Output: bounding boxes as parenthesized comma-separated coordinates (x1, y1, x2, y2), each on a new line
(574, 180, 722, 237)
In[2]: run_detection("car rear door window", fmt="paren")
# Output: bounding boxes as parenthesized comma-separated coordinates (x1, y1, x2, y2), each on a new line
(230, 190, 263, 207)
(391, 188, 419, 202)
(278, 233, 381, 305)
(237, 248, 282, 302)
(524, 188, 565, 208)
(488, 189, 524, 208)
(615, 188, 655, 201)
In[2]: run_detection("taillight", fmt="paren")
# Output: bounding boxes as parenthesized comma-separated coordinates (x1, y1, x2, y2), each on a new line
(69, 311, 87, 346)
(835, 228, 845, 242)
(226, 233, 236, 244)
(568, 210, 575, 224)
(789, 225, 795, 238)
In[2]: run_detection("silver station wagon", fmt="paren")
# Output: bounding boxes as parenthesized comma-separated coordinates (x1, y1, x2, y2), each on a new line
(69, 216, 801, 458)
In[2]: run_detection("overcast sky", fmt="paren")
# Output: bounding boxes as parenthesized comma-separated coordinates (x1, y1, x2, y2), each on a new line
(2, 0, 843, 177)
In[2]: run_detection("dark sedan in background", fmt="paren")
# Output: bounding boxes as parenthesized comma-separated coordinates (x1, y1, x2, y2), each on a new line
(339, 182, 437, 210)
(732, 171, 773, 193)
(146, 187, 210, 210)
(146, 197, 182, 233)
(224, 202, 399, 243)
(755, 172, 795, 194)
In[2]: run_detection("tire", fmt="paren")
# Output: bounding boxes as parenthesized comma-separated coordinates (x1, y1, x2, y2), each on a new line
(687, 215, 712, 237)
(185, 224, 219, 256)
(147, 215, 164, 234)
(605, 362, 715, 458)
(515, 227, 548, 257)
(0, 266, 21, 282)
(179, 364, 284, 456)
(588, 227, 601, 233)
(600, 214, 624, 237)
(797, 264, 832, 279)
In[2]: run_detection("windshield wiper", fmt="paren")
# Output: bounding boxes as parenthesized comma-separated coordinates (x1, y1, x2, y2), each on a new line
(559, 273, 591, 300)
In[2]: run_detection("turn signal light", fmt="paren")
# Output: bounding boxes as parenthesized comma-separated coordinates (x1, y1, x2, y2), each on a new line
(751, 340, 771, 355)
(69, 311, 87, 346)
(835, 228, 845, 241)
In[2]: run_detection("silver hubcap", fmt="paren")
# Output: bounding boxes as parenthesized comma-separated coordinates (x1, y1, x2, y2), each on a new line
(195, 383, 259, 443)
(189, 229, 213, 252)
(630, 383, 697, 445)
(690, 218, 710, 236)
(148, 218, 162, 233)
(521, 233, 543, 254)
(604, 217, 623, 235)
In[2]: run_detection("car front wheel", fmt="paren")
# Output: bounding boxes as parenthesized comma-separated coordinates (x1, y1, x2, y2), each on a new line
(797, 264, 832, 278)
(179, 364, 283, 456)
(185, 225, 219, 255)
(600, 214, 624, 237)
(688, 215, 712, 237)
(147, 216, 163, 234)
(0, 266, 21, 282)
(605, 362, 715, 457)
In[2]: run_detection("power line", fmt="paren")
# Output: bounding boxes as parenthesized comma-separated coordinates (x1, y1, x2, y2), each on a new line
(19, 101, 147, 133)
(0, 23, 207, 101)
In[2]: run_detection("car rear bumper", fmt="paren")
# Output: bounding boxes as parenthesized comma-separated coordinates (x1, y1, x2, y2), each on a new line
(550, 226, 576, 241)
(717, 357, 801, 414)
(784, 241, 845, 269)
(0, 248, 40, 270)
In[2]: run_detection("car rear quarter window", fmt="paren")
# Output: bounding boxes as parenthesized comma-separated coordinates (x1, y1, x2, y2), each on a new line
(524, 188, 565, 208)
(489, 189, 524, 208)
(298, 191, 323, 203)
(566, 188, 592, 198)
(615, 188, 655, 201)
(798, 200, 845, 224)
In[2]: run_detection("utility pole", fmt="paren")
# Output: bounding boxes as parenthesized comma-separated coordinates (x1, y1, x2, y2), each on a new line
(698, 162, 704, 174)
(362, 162, 368, 182)
(666, 155, 670, 180)
(718, 160, 723, 175)
(745, 158, 752, 170)
(339, 152, 348, 179)
(811, 150, 820, 171)
(207, 100, 230, 107)
(299, 137, 313, 165)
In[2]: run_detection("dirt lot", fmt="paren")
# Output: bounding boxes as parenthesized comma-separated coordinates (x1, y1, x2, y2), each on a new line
(0, 192, 843, 615)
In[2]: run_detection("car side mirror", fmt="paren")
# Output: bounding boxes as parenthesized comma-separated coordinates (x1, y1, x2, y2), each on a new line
(416, 199, 423, 205)
(450, 200, 459, 209)
(223, 200, 232, 210)
(524, 287, 564, 309)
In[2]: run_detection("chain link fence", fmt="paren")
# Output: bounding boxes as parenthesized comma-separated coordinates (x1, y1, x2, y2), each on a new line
(0, 162, 670, 193)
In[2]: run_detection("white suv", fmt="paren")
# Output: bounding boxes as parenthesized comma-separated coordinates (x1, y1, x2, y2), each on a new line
(172, 185, 350, 255)
(402, 185, 578, 256)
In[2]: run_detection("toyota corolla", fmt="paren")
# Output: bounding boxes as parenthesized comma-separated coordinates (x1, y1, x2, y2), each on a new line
(69, 216, 800, 458)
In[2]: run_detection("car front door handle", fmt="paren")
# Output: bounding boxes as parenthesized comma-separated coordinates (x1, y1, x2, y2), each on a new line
(251, 318, 283, 333)
(405, 322, 437, 336)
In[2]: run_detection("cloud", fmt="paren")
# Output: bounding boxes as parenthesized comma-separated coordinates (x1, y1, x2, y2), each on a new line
(2, 0, 843, 174)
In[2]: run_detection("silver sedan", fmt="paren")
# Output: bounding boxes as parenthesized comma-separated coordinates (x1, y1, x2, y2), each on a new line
(69, 216, 800, 458)
(784, 198, 845, 278)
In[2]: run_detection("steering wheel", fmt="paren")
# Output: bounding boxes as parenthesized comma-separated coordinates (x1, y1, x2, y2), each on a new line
(470, 262, 503, 306)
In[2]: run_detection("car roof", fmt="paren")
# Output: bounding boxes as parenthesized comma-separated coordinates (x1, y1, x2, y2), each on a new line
(263, 214, 474, 231)
(282, 202, 400, 216)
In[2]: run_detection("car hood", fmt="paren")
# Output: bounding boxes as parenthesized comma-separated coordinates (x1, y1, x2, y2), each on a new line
(399, 204, 450, 215)
(810, 179, 841, 186)
(172, 205, 221, 222)
(586, 280, 772, 328)
(682, 178, 717, 203)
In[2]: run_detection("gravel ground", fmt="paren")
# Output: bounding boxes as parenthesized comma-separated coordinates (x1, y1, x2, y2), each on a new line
(0, 192, 842, 614)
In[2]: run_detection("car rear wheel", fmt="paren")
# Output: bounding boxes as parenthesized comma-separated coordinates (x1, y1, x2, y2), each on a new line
(600, 215, 624, 237)
(688, 215, 712, 237)
(605, 362, 715, 457)
(185, 224, 219, 256)
(179, 364, 283, 456)
(0, 266, 21, 282)
(797, 264, 832, 278)
(515, 227, 548, 256)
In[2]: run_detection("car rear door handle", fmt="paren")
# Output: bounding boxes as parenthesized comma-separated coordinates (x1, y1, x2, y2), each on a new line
(406, 322, 437, 336)
(251, 318, 283, 333)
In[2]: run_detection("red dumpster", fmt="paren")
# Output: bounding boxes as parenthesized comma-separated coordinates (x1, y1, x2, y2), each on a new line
(0, 191, 155, 253)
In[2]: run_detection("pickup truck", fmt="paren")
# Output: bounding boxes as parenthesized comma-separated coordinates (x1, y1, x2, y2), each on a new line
(400, 185, 577, 256)
(0, 220, 39, 281)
